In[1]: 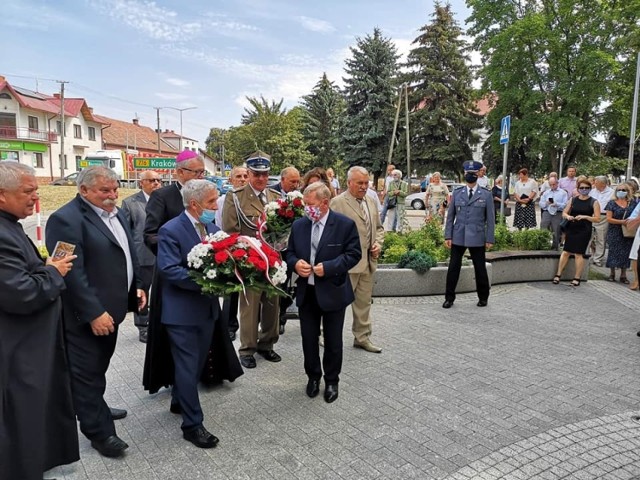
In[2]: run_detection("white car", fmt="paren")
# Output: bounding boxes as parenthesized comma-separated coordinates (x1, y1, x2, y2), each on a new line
(404, 183, 465, 210)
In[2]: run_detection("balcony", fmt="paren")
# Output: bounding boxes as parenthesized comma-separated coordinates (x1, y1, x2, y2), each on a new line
(0, 126, 58, 143)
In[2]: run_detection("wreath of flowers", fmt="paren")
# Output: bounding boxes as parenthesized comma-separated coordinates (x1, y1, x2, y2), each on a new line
(187, 230, 288, 298)
(257, 190, 305, 251)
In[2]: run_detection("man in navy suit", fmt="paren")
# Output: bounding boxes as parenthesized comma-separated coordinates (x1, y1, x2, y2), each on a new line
(286, 182, 361, 403)
(45, 166, 146, 458)
(157, 179, 222, 448)
(443, 161, 495, 309)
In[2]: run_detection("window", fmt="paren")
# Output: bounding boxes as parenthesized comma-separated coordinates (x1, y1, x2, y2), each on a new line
(88, 126, 96, 141)
(73, 125, 82, 139)
(56, 121, 66, 136)
(28, 116, 39, 131)
(34, 152, 43, 168)
(0, 93, 11, 99)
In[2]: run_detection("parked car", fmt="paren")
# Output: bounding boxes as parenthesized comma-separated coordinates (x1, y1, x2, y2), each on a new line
(267, 175, 280, 188)
(49, 172, 79, 186)
(205, 175, 231, 194)
(404, 183, 465, 210)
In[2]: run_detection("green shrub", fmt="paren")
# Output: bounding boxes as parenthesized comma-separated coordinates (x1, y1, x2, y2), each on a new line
(492, 222, 513, 251)
(397, 251, 437, 274)
(509, 228, 553, 251)
(381, 244, 409, 264)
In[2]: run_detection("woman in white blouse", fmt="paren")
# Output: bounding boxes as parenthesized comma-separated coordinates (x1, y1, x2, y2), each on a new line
(512, 168, 539, 229)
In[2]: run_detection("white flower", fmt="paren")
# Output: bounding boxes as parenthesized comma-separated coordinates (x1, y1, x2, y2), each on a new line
(209, 231, 230, 242)
(286, 191, 303, 201)
(271, 261, 288, 285)
(187, 242, 212, 269)
(205, 269, 217, 279)
(265, 201, 280, 216)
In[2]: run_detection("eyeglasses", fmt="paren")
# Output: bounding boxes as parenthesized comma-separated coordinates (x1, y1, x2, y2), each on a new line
(144, 178, 162, 183)
(616, 189, 628, 193)
(180, 167, 205, 175)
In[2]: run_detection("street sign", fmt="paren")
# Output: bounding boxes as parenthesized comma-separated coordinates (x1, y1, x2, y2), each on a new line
(224, 163, 232, 171)
(133, 157, 176, 169)
(78, 159, 105, 168)
(500, 115, 511, 145)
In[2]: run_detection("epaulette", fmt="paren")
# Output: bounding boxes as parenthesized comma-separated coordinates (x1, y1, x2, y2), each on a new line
(232, 184, 248, 193)
(454, 185, 465, 191)
(267, 187, 281, 195)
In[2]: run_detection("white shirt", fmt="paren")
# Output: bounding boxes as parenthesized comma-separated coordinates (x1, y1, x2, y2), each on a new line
(308, 213, 328, 286)
(185, 210, 206, 238)
(366, 188, 383, 212)
(215, 193, 226, 227)
(476, 176, 489, 188)
(589, 186, 613, 212)
(539, 187, 568, 215)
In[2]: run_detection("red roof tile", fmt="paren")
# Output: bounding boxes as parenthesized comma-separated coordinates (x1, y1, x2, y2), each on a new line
(95, 115, 179, 155)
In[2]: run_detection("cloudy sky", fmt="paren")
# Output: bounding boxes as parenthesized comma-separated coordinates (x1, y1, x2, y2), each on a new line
(3, 0, 472, 145)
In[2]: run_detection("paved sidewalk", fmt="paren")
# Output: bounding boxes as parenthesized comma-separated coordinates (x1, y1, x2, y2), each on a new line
(47, 280, 640, 480)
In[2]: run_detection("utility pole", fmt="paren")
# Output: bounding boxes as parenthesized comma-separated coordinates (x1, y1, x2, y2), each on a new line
(154, 107, 161, 153)
(56, 80, 68, 178)
(627, 52, 640, 181)
(164, 106, 197, 152)
(404, 84, 411, 182)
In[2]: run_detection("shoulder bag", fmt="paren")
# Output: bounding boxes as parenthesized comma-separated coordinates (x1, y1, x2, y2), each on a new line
(621, 208, 638, 238)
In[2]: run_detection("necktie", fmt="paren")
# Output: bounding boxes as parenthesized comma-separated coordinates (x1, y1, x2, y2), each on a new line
(259, 192, 267, 205)
(358, 198, 372, 247)
(469, 188, 474, 200)
(310, 222, 320, 265)
(196, 222, 207, 240)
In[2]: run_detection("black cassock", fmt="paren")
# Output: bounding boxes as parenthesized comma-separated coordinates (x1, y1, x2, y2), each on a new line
(142, 184, 243, 394)
(0, 211, 79, 480)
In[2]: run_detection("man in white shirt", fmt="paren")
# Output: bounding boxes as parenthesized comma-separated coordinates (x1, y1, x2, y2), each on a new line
(476, 165, 489, 189)
(379, 164, 395, 225)
(589, 176, 613, 266)
(539, 177, 568, 250)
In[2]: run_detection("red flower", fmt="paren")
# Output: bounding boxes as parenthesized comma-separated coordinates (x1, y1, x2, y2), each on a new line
(213, 234, 238, 250)
(214, 251, 229, 264)
(232, 249, 247, 259)
(285, 210, 294, 219)
(292, 198, 303, 207)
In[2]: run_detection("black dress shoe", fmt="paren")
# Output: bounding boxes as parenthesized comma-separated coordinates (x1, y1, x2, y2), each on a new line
(324, 384, 339, 403)
(109, 407, 127, 420)
(139, 329, 148, 343)
(229, 331, 236, 341)
(477, 300, 488, 307)
(90, 435, 129, 457)
(306, 379, 320, 398)
(442, 300, 454, 309)
(257, 350, 282, 362)
(183, 425, 219, 449)
(279, 323, 285, 335)
(240, 355, 256, 368)
(170, 402, 182, 414)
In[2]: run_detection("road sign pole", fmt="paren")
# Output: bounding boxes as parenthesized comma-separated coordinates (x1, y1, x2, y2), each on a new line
(501, 142, 508, 219)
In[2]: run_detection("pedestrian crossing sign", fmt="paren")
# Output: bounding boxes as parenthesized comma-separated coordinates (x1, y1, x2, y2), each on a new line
(500, 115, 511, 145)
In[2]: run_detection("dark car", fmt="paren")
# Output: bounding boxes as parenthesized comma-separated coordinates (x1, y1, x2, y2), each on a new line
(49, 172, 79, 186)
(205, 175, 231, 194)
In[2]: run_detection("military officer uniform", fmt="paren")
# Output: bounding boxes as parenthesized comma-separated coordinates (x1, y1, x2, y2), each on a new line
(221, 153, 282, 367)
(443, 161, 495, 308)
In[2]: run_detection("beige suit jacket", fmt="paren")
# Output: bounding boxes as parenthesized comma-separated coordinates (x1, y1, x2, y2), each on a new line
(222, 185, 280, 237)
(330, 191, 384, 274)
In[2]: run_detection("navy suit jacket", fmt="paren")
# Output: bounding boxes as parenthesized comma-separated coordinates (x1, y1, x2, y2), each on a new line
(45, 195, 141, 325)
(157, 212, 220, 326)
(285, 210, 361, 312)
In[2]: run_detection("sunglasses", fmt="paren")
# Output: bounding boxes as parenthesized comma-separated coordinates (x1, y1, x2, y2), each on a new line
(179, 167, 205, 175)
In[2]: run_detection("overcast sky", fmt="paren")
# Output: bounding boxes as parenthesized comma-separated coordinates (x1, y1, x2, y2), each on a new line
(3, 0, 473, 145)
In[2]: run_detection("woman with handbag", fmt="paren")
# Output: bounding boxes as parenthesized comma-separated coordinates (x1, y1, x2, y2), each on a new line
(424, 172, 449, 222)
(552, 179, 601, 286)
(605, 185, 638, 283)
(512, 168, 538, 229)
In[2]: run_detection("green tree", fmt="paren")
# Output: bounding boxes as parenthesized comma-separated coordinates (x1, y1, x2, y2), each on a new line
(204, 127, 229, 165)
(301, 73, 345, 168)
(467, 0, 640, 175)
(341, 27, 400, 179)
(403, 3, 481, 177)
(241, 96, 286, 125)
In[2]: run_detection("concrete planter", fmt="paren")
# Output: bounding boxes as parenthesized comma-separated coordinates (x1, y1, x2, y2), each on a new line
(372, 251, 588, 297)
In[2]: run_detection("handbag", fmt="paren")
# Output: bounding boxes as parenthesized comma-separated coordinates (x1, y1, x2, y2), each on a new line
(387, 196, 397, 209)
(622, 209, 637, 238)
(560, 217, 570, 232)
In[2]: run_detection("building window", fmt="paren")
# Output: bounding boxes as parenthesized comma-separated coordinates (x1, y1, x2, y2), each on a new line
(56, 121, 66, 136)
(28, 116, 39, 131)
(74, 125, 82, 139)
(88, 126, 96, 141)
(34, 152, 43, 168)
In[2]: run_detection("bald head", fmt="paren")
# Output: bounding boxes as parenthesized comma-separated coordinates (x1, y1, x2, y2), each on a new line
(140, 170, 162, 195)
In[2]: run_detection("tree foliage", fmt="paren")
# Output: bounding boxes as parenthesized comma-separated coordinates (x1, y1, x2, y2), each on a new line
(341, 27, 400, 179)
(301, 73, 345, 169)
(467, 0, 640, 175)
(403, 3, 481, 178)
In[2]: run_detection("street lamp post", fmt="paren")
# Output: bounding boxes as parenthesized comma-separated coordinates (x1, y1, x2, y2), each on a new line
(163, 106, 197, 152)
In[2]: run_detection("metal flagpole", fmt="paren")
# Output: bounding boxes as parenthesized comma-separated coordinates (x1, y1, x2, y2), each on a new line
(627, 52, 640, 181)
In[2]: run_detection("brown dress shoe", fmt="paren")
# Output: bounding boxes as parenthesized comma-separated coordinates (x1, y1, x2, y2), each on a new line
(353, 339, 382, 353)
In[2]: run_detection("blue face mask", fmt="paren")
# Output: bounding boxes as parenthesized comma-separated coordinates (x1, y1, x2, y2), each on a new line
(197, 204, 216, 224)
(617, 190, 628, 199)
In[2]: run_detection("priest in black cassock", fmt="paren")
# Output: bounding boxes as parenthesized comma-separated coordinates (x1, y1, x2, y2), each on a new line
(0, 161, 79, 480)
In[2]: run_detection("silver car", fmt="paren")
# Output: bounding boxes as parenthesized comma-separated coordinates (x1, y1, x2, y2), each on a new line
(404, 183, 465, 210)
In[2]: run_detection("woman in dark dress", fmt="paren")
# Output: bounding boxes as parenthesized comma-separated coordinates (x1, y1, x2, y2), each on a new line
(552, 179, 601, 286)
(605, 185, 638, 282)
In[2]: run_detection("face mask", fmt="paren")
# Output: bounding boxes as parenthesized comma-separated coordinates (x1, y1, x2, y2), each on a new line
(578, 188, 590, 195)
(464, 173, 478, 184)
(196, 203, 216, 224)
(304, 205, 322, 222)
(617, 191, 628, 199)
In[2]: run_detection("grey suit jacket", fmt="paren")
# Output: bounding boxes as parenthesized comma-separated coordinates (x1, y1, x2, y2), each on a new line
(445, 185, 495, 247)
(122, 190, 156, 267)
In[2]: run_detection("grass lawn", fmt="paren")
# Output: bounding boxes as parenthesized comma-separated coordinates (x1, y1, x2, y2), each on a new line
(38, 185, 139, 212)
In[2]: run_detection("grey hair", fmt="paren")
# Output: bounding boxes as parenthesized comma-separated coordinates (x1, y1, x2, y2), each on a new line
(347, 166, 368, 180)
(182, 179, 217, 207)
(594, 175, 608, 184)
(0, 161, 35, 190)
(280, 166, 299, 179)
(392, 169, 402, 177)
(495, 175, 503, 183)
(303, 181, 331, 200)
(77, 166, 119, 191)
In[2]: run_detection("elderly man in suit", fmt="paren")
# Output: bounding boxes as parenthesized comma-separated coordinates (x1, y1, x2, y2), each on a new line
(286, 182, 361, 403)
(443, 160, 495, 309)
(121, 170, 162, 342)
(331, 166, 385, 353)
(157, 179, 222, 448)
(0, 161, 79, 480)
(45, 166, 146, 458)
(222, 151, 282, 369)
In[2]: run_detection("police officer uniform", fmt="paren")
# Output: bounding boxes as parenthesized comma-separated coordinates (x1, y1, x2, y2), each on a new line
(221, 152, 282, 368)
(443, 161, 495, 308)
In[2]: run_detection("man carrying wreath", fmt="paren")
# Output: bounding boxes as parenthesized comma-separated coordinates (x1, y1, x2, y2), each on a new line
(222, 151, 283, 369)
